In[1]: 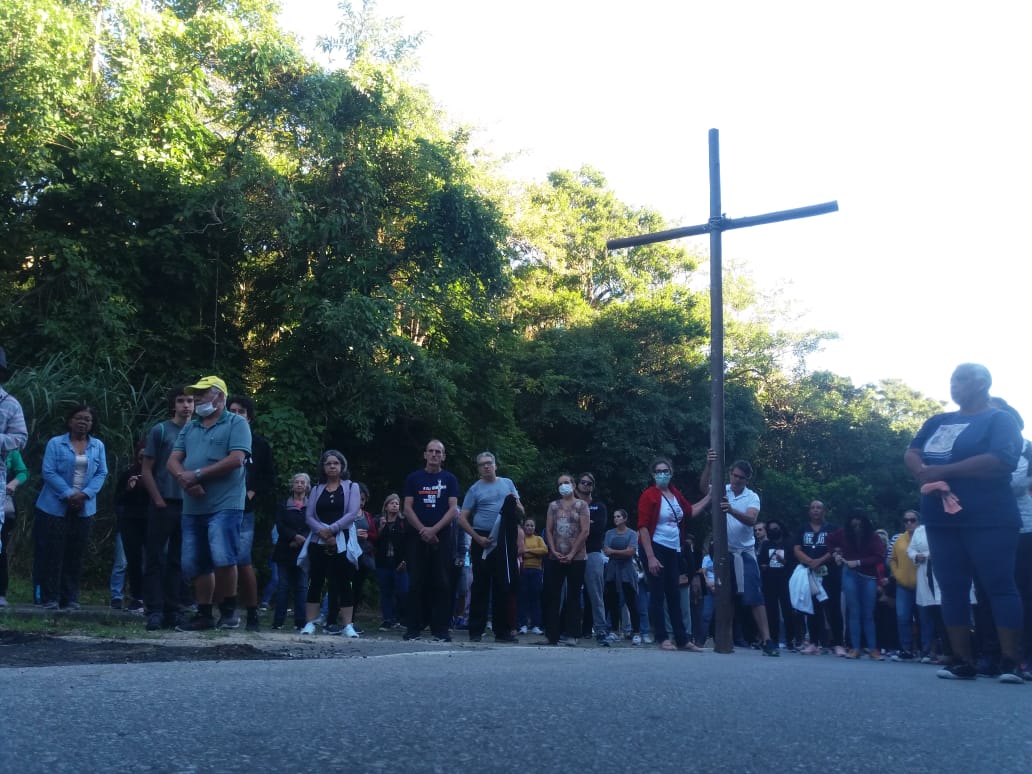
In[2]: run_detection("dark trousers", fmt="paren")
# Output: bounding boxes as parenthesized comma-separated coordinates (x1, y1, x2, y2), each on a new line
(143, 500, 183, 615)
(273, 560, 307, 629)
(823, 570, 845, 647)
(604, 579, 640, 634)
(406, 533, 453, 636)
(647, 543, 689, 647)
(38, 509, 92, 606)
(0, 514, 14, 596)
(469, 534, 508, 638)
(544, 557, 586, 643)
(763, 576, 792, 644)
(118, 514, 147, 603)
(1016, 531, 1032, 662)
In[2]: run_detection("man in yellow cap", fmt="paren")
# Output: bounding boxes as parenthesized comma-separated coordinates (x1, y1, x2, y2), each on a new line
(167, 376, 252, 630)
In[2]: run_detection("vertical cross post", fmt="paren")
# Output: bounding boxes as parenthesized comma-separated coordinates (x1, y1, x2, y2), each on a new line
(607, 128, 837, 654)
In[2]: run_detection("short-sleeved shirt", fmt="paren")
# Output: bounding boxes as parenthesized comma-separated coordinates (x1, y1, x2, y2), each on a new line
(909, 408, 1021, 528)
(403, 468, 461, 527)
(603, 527, 638, 584)
(462, 477, 519, 532)
(725, 483, 762, 551)
(143, 419, 187, 501)
(795, 522, 835, 561)
(584, 500, 609, 553)
(173, 410, 251, 515)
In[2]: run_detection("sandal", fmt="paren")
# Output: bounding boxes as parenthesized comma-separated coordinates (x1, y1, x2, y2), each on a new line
(659, 640, 676, 651)
(678, 642, 704, 652)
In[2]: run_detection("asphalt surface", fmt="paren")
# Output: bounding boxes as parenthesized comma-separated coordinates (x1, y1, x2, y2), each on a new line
(1, 638, 1029, 773)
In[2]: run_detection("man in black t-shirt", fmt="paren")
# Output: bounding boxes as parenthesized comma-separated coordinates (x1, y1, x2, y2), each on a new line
(402, 439, 461, 641)
(576, 472, 610, 645)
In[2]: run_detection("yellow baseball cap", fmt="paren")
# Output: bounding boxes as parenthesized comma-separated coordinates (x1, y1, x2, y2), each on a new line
(185, 375, 228, 395)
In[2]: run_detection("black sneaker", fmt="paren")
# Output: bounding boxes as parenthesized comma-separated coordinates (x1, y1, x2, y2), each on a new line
(176, 614, 215, 632)
(403, 630, 422, 641)
(126, 599, 145, 614)
(110, 598, 123, 610)
(494, 634, 519, 644)
(378, 620, 393, 632)
(892, 650, 915, 662)
(146, 613, 163, 631)
(937, 662, 977, 680)
(762, 639, 780, 657)
(469, 634, 483, 643)
(245, 619, 260, 632)
(596, 633, 611, 647)
(432, 633, 452, 642)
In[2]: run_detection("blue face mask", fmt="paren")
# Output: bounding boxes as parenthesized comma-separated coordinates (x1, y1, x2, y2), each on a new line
(653, 472, 672, 486)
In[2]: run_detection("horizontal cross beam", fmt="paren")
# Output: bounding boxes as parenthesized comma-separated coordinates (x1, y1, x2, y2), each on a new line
(606, 200, 839, 250)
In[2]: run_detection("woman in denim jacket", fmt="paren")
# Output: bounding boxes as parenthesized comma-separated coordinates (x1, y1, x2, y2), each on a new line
(35, 404, 108, 609)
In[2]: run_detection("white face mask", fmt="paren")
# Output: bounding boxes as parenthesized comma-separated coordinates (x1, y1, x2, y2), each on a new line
(558, 483, 574, 496)
(195, 399, 217, 417)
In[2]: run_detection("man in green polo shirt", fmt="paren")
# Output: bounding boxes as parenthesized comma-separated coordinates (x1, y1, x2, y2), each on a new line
(167, 376, 251, 631)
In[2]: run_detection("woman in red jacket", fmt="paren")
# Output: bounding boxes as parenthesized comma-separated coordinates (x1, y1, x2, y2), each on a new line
(637, 457, 711, 651)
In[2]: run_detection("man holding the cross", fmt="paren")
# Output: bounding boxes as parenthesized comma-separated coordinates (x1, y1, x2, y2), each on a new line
(701, 450, 779, 657)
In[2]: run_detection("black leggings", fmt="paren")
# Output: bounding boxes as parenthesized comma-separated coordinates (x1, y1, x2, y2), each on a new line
(604, 579, 640, 634)
(306, 547, 355, 624)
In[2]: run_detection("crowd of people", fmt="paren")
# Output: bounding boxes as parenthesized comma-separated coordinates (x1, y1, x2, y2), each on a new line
(0, 361, 1029, 686)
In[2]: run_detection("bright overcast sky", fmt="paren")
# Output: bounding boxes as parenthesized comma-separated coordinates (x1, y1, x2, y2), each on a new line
(279, 0, 1030, 413)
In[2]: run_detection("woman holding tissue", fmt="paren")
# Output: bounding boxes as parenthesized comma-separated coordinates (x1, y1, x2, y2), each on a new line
(904, 363, 1025, 682)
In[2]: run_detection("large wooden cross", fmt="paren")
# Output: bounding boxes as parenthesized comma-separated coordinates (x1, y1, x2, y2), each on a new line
(607, 129, 838, 654)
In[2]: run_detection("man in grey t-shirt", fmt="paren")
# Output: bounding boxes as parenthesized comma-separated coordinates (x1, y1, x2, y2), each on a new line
(139, 386, 194, 630)
(458, 451, 524, 642)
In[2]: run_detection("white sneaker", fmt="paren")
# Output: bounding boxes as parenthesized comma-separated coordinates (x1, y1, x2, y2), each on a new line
(343, 623, 359, 638)
(530, 626, 544, 635)
(518, 625, 528, 635)
(486, 621, 493, 630)
(643, 633, 654, 644)
(300, 622, 316, 635)
(632, 634, 642, 646)
(606, 632, 619, 642)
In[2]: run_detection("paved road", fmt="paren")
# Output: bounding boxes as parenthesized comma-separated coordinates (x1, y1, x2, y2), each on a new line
(1, 643, 1029, 773)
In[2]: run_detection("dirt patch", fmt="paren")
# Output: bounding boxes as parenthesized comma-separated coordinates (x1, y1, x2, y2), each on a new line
(0, 630, 294, 667)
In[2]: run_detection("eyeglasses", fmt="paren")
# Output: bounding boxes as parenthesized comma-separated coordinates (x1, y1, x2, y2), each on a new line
(654, 469, 671, 474)
(903, 518, 918, 523)
(579, 480, 593, 487)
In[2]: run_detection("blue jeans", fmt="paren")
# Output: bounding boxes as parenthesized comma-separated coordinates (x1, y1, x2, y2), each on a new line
(842, 568, 878, 650)
(895, 584, 934, 652)
(273, 561, 307, 629)
(181, 509, 243, 579)
(698, 594, 715, 645)
(109, 532, 127, 599)
(518, 567, 543, 628)
(376, 566, 409, 624)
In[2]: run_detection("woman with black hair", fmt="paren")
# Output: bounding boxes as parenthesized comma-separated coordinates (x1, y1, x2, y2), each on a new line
(826, 509, 886, 659)
(300, 450, 361, 637)
(34, 404, 109, 610)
